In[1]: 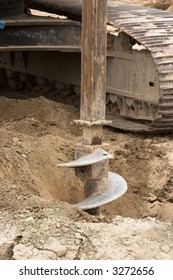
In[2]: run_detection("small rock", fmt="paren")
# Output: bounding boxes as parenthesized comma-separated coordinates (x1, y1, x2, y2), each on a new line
(56, 222, 61, 228)
(144, 139, 151, 146)
(148, 195, 158, 203)
(46, 241, 67, 258)
(63, 227, 70, 233)
(75, 233, 82, 239)
(40, 224, 49, 231)
(25, 217, 34, 222)
(56, 245, 68, 258)
(39, 239, 46, 245)
(13, 244, 32, 260)
(161, 245, 171, 253)
(21, 153, 27, 158)
(12, 137, 20, 144)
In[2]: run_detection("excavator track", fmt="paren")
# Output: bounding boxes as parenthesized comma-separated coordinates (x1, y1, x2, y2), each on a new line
(2, 1, 173, 132)
(108, 2, 173, 132)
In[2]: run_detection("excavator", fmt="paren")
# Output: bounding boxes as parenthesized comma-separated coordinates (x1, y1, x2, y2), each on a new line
(1, 0, 173, 133)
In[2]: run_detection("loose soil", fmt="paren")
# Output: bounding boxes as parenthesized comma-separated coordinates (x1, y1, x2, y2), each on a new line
(0, 0, 173, 260)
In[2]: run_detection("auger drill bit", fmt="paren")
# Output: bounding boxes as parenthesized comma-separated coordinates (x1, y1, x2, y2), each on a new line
(58, 0, 127, 215)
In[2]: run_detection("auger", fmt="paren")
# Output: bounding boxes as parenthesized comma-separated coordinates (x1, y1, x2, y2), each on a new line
(58, 0, 127, 215)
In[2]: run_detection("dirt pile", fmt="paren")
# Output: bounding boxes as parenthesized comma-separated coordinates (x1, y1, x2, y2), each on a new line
(0, 94, 173, 259)
(0, 95, 173, 221)
(0, 95, 83, 203)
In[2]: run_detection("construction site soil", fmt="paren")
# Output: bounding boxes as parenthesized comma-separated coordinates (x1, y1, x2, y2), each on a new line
(0, 0, 173, 260)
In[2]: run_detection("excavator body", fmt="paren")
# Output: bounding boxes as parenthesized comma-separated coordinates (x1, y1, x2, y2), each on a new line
(1, 0, 173, 132)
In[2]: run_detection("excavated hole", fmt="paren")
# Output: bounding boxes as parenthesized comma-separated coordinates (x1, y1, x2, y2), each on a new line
(0, 86, 173, 223)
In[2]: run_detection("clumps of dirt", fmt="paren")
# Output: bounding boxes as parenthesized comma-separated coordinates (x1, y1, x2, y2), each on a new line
(1, 94, 173, 259)
(99, 129, 173, 222)
(0, 95, 173, 223)
(0, 95, 84, 207)
(1, 207, 173, 260)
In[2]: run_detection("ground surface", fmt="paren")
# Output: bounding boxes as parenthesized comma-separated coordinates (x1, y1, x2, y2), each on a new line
(0, 96, 173, 260)
(0, 0, 173, 260)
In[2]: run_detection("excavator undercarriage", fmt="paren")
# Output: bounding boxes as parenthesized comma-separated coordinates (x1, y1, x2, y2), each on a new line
(1, 0, 173, 132)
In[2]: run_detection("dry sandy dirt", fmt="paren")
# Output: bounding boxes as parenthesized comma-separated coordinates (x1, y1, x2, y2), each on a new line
(0, 0, 173, 260)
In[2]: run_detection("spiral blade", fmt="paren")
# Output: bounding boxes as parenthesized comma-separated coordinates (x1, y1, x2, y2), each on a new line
(73, 172, 127, 210)
(57, 149, 113, 168)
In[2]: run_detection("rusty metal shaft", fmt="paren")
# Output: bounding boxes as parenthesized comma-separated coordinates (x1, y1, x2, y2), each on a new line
(79, 0, 108, 214)
(81, 0, 107, 146)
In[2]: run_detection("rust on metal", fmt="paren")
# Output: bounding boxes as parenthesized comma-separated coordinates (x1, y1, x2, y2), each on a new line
(57, 0, 127, 215)
(81, 0, 107, 123)
(23, 0, 173, 132)
(80, 0, 107, 145)
(79, 0, 108, 214)
(0, 15, 81, 51)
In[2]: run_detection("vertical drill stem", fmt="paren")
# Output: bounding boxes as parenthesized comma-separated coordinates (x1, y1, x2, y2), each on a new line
(81, 0, 108, 214)
(81, 0, 107, 145)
